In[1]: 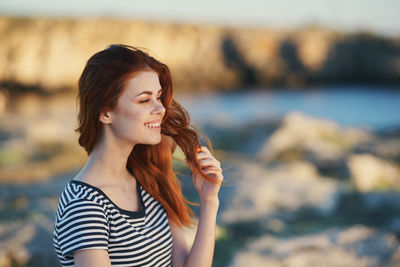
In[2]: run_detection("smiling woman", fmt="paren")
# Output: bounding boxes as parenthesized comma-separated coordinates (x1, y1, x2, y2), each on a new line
(52, 44, 223, 267)
(104, 72, 165, 145)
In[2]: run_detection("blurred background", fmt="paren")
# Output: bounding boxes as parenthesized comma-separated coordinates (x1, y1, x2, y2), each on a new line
(0, 0, 400, 266)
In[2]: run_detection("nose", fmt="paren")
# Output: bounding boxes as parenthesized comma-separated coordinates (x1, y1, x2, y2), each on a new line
(152, 99, 166, 116)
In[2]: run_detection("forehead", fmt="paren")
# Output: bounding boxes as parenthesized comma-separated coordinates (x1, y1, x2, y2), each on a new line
(123, 71, 161, 96)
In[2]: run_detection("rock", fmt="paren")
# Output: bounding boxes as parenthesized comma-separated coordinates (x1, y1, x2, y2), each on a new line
(0, 174, 72, 266)
(0, 256, 11, 267)
(279, 160, 319, 181)
(348, 154, 400, 192)
(371, 138, 400, 162)
(230, 225, 398, 267)
(0, 89, 8, 116)
(1, 17, 400, 92)
(295, 28, 333, 70)
(258, 112, 373, 164)
(0, 17, 235, 92)
(0, 218, 60, 267)
(221, 160, 344, 224)
(24, 117, 75, 145)
(0, 222, 36, 266)
(387, 245, 400, 267)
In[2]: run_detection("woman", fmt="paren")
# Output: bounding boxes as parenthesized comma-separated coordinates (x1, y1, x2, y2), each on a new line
(53, 44, 223, 267)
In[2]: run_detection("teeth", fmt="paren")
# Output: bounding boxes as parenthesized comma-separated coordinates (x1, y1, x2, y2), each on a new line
(145, 122, 160, 128)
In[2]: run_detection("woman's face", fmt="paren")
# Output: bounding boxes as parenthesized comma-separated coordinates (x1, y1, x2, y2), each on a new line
(107, 70, 166, 146)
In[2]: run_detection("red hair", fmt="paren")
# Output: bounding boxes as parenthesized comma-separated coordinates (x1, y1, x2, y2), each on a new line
(76, 44, 214, 227)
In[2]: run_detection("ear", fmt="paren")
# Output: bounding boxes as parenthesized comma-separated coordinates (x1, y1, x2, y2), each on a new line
(99, 110, 112, 124)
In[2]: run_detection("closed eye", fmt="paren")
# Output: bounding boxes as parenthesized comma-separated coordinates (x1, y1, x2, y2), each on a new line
(139, 96, 162, 103)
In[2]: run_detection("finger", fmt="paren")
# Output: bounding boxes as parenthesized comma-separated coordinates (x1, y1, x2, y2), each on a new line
(203, 168, 223, 175)
(203, 169, 224, 181)
(196, 150, 215, 160)
(183, 152, 212, 162)
(199, 159, 221, 168)
(200, 146, 209, 152)
(196, 154, 213, 162)
(186, 150, 211, 161)
(196, 148, 211, 155)
(197, 146, 211, 153)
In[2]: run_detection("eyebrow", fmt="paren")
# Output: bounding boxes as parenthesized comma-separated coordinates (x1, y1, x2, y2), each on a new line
(135, 89, 162, 97)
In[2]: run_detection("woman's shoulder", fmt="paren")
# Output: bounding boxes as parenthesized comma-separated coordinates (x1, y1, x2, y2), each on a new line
(53, 180, 110, 255)
(56, 180, 108, 217)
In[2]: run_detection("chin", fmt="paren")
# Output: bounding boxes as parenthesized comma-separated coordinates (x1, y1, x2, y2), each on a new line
(147, 137, 162, 145)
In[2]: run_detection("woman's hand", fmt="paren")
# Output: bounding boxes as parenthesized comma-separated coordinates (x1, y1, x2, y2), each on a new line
(192, 146, 223, 204)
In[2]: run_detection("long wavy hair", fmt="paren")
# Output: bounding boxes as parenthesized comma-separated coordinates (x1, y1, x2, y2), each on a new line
(76, 44, 214, 227)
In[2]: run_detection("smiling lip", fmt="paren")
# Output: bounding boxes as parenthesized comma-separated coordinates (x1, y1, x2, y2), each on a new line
(144, 119, 162, 124)
(144, 119, 162, 129)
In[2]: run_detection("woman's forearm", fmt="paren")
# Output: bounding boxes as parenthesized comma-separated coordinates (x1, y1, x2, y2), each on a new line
(184, 200, 219, 267)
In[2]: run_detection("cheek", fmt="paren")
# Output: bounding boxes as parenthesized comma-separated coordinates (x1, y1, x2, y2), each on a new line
(113, 105, 142, 128)
(120, 109, 142, 126)
(113, 102, 150, 132)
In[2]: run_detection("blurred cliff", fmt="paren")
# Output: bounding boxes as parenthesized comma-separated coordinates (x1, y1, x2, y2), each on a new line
(1, 16, 400, 94)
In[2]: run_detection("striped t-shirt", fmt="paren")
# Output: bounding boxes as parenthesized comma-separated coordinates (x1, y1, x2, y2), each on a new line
(53, 180, 173, 266)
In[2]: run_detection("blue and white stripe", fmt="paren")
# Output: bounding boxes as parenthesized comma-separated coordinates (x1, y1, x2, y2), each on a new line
(53, 180, 172, 266)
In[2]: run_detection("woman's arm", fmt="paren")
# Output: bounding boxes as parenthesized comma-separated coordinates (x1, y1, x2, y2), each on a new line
(172, 146, 223, 267)
(74, 249, 112, 267)
(170, 201, 219, 267)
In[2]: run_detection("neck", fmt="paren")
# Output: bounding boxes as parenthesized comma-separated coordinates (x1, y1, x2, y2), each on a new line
(77, 131, 135, 185)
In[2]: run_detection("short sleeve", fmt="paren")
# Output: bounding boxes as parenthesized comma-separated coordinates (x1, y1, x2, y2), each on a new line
(55, 199, 110, 258)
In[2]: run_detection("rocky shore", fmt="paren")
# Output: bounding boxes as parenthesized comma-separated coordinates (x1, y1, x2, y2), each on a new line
(215, 112, 400, 267)
(1, 16, 399, 94)
(1, 100, 400, 266)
